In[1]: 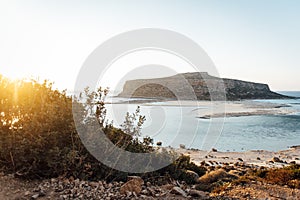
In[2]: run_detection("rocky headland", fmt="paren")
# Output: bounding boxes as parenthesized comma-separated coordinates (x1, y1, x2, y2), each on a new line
(118, 72, 292, 100)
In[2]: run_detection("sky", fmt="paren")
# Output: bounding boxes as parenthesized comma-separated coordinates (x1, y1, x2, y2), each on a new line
(0, 0, 300, 92)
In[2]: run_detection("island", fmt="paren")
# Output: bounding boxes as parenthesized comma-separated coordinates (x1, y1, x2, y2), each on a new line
(118, 72, 292, 100)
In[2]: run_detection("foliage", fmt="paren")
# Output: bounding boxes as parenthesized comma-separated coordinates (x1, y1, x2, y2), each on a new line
(0, 75, 206, 184)
(240, 164, 300, 189)
(264, 164, 300, 188)
(121, 106, 145, 137)
(0, 76, 77, 177)
(152, 155, 207, 184)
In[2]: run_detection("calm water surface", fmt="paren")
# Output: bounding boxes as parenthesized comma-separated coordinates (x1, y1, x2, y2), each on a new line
(106, 91, 300, 152)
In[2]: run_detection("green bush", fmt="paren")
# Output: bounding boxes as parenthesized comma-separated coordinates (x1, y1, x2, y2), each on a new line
(0, 76, 136, 180)
(0, 76, 78, 178)
(153, 155, 206, 184)
(0, 75, 206, 184)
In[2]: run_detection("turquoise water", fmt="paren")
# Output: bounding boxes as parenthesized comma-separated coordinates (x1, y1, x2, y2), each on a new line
(106, 91, 300, 152)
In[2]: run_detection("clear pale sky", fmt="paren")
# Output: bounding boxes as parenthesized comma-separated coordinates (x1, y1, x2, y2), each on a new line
(0, 0, 299, 91)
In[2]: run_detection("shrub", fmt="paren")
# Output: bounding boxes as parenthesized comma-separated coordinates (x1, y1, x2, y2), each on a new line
(250, 164, 300, 189)
(154, 155, 207, 184)
(0, 75, 205, 184)
(0, 77, 144, 180)
(265, 169, 293, 185)
(0, 77, 78, 178)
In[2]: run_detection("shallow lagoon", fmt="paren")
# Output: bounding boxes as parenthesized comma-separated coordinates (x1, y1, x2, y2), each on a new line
(106, 92, 300, 152)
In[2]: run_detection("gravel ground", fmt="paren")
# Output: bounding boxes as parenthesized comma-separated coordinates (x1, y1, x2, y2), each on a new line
(0, 172, 299, 200)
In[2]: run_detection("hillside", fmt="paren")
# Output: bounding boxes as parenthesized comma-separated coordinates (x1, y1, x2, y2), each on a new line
(118, 72, 291, 100)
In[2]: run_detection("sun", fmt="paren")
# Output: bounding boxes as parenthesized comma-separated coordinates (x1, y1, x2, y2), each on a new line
(0, 68, 29, 81)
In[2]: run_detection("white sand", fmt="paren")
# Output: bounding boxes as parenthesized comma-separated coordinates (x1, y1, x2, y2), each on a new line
(144, 100, 295, 118)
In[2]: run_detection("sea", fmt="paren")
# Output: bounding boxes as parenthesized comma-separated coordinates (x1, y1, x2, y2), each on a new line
(105, 91, 300, 152)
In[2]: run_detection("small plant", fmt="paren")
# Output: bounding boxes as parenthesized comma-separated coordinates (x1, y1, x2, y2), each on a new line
(121, 106, 145, 137)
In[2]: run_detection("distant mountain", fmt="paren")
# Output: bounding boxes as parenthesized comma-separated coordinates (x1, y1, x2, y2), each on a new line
(118, 72, 292, 100)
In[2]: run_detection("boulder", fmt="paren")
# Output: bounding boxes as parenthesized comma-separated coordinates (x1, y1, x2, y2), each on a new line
(272, 157, 283, 163)
(156, 141, 162, 146)
(120, 176, 144, 195)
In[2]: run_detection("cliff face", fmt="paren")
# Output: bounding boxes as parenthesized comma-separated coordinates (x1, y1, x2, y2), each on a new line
(118, 72, 290, 100)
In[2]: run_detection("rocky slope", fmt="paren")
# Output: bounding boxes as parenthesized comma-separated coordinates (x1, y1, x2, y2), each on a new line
(1, 166, 299, 200)
(118, 72, 291, 100)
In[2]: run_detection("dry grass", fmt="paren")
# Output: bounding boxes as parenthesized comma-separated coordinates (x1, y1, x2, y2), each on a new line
(197, 169, 237, 184)
(249, 164, 300, 189)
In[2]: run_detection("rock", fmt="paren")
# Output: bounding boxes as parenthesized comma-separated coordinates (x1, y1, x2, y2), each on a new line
(156, 141, 162, 146)
(88, 181, 99, 188)
(38, 190, 46, 197)
(161, 184, 174, 190)
(222, 165, 234, 171)
(50, 178, 57, 183)
(24, 191, 31, 196)
(290, 161, 296, 165)
(179, 144, 186, 149)
(185, 170, 200, 182)
(140, 189, 148, 195)
(237, 158, 243, 162)
(272, 157, 283, 163)
(188, 189, 209, 199)
(120, 176, 144, 195)
(229, 170, 243, 176)
(257, 157, 261, 160)
(31, 194, 39, 199)
(212, 148, 218, 152)
(170, 186, 187, 197)
(147, 187, 156, 196)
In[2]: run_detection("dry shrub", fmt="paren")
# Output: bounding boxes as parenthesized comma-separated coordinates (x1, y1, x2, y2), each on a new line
(231, 175, 257, 186)
(211, 183, 229, 193)
(266, 169, 293, 185)
(288, 179, 300, 189)
(198, 169, 237, 184)
(252, 164, 300, 189)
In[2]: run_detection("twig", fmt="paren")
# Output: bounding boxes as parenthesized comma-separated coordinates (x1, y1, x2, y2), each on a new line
(10, 151, 15, 171)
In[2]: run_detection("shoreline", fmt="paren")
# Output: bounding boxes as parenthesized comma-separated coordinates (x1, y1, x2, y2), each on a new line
(106, 98, 299, 118)
(174, 145, 300, 168)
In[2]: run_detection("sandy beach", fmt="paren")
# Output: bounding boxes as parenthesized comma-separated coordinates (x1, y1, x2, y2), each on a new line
(142, 100, 295, 119)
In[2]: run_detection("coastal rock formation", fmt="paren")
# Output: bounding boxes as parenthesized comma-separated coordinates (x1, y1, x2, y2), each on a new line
(118, 72, 290, 100)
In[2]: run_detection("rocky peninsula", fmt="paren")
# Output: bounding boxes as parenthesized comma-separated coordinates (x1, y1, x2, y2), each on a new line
(118, 72, 292, 100)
